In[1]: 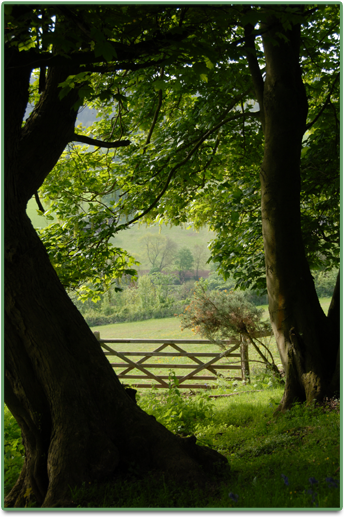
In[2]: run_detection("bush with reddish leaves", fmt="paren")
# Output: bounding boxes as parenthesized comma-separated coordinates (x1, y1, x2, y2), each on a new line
(180, 282, 283, 381)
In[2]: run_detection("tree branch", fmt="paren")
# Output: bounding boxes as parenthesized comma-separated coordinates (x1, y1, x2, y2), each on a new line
(116, 103, 257, 231)
(305, 72, 340, 131)
(34, 191, 45, 213)
(71, 133, 131, 148)
(6, 27, 193, 71)
(243, 331, 270, 365)
(244, 20, 265, 117)
(144, 67, 164, 151)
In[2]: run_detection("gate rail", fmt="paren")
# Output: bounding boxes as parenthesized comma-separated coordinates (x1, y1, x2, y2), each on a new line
(94, 334, 252, 389)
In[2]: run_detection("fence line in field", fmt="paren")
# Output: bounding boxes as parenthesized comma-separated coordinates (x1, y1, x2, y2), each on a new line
(94, 332, 271, 389)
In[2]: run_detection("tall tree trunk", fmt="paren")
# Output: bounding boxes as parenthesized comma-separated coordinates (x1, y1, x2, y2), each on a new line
(258, 13, 339, 410)
(5, 188, 227, 509)
(4, 48, 227, 509)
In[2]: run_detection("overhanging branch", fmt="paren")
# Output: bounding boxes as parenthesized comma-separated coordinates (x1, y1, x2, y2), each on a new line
(116, 108, 255, 231)
(7, 46, 168, 74)
(144, 67, 164, 152)
(6, 27, 193, 71)
(71, 133, 131, 148)
(34, 191, 45, 213)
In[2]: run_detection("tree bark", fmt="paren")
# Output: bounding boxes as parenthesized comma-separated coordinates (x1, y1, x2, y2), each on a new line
(5, 212, 227, 508)
(258, 12, 339, 410)
(5, 47, 227, 509)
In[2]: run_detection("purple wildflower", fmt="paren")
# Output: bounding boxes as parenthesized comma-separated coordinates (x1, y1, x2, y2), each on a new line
(281, 474, 289, 486)
(326, 477, 339, 488)
(306, 488, 318, 506)
(309, 477, 318, 485)
(228, 492, 239, 503)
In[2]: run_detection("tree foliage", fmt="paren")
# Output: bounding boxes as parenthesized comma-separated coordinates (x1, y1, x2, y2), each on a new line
(28, 4, 340, 296)
(174, 247, 195, 283)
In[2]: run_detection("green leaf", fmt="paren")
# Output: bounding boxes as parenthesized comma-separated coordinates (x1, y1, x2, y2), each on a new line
(113, 93, 127, 103)
(77, 84, 93, 102)
(94, 41, 117, 61)
(58, 84, 73, 100)
(153, 79, 165, 91)
(204, 56, 214, 69)
(193, 62, 209, 75)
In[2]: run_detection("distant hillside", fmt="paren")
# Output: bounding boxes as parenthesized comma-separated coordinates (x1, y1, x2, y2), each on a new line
(26, 198, 214, 271)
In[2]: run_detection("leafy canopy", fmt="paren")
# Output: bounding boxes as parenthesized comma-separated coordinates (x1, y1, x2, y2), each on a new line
(17, 4, 340, 297)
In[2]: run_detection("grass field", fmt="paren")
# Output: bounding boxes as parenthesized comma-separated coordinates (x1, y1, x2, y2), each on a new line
(4, 295, 339, 508)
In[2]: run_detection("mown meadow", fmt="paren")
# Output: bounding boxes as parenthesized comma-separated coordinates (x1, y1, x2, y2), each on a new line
(4, 297, 340, 510)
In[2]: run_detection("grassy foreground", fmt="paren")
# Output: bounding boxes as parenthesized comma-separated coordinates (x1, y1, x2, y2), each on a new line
(4, 384, 340, 509)
(4, 299, 339, 508)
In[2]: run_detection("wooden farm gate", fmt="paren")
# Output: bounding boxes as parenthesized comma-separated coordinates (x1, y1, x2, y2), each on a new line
(94, 333, 253, 389)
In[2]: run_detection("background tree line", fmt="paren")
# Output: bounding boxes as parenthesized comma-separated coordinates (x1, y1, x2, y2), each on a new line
(72, 266, 338, 327)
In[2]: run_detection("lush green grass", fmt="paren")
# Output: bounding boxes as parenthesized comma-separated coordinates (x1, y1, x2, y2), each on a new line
(91, 316, 195, 340)
(135, 386, 340, 509)
(5, 387, 340, 509)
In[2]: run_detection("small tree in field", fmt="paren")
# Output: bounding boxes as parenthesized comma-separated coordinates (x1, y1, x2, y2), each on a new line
(193, 244, 208, 280)
(139, 233, 178, 271)
(181, 283, 282, 380)
(174, 247, 194, 283)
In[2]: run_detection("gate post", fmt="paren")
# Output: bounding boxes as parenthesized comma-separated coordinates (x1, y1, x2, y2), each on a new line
(240, 335, 250, 383)
(94, 331, 100, 341)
